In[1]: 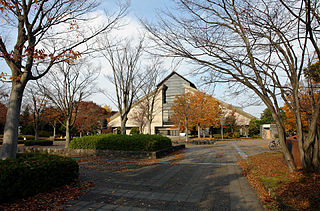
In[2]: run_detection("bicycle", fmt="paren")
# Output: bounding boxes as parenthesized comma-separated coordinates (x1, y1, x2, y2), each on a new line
(268, 139, 281, 151)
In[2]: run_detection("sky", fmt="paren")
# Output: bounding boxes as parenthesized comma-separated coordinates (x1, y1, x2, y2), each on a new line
(0, 0, 266, 118)
(94, 0, 266, 117)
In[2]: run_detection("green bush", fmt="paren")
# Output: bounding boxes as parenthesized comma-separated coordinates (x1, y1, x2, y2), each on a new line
(130, 127, 140, 134)
(24, 139, 53, 146)
(70, 134, 172, 152)
(0, 153, 79, 203)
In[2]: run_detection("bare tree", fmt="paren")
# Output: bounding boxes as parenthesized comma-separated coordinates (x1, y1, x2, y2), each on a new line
(38, 59, 99, 147)
(24, 84, 47, 140)
(139, 58, 166, 134)
(143, 0, 320, 171)
(130, 103, 148, 133)
(101, 37, 145, 135)
(42, 106, 62, 139)
(0, 83, 9, 103)
(0, 0, 127, 159)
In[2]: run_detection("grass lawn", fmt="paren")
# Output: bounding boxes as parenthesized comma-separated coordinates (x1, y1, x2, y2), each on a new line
(238, 151, 320, 210)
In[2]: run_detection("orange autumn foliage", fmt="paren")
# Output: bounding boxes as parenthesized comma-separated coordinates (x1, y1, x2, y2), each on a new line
(171, 92, 194, 130)
(189, 91, 222, 128)
(171, 91, 222, 132)
(281, 89, 318, 133)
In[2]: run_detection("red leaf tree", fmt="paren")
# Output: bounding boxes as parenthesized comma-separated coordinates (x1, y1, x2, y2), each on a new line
(74, 101, 109, 136)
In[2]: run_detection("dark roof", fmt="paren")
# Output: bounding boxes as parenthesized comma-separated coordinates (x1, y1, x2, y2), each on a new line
(157, 71, 197, 89)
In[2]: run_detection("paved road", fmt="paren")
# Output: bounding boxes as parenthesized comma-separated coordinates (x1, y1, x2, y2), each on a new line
(61, 140, 268, 210)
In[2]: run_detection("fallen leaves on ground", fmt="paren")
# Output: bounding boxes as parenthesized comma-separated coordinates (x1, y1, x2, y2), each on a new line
(238, 151, 320, 210)
(73, 149, 186, 172)
(74, 156, 178, 172)
(0, 181, 94, 211)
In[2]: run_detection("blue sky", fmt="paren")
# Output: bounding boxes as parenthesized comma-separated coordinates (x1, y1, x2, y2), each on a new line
(101, 0, 176, 21)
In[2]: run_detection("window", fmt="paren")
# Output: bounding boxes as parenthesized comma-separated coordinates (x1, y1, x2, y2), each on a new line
(162, 85, 168, 104)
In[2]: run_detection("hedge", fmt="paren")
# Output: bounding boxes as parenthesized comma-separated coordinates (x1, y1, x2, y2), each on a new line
(24, 139, 53, 146)
(0, 153, 79, 203)
(70, 134, 172, 152)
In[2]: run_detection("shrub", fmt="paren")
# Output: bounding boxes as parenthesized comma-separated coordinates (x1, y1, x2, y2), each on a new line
(0, 153, 79, 203)
(70, 134, 172, 152)
(24, 140, 53, 146)
(130, 127, 140, 134)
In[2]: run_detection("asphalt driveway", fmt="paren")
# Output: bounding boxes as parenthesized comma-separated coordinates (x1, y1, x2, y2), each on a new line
(60, 139, 268, 210)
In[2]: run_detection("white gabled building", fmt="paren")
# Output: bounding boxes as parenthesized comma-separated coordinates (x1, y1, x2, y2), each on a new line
(109, 72, 254, 136)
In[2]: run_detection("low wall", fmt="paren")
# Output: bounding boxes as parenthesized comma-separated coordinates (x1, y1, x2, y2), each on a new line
(20, 144, 186, 159)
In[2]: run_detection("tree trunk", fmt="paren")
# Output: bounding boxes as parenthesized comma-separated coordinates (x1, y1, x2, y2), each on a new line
(34, 115, 39, 140)
(121, 117, 127, 135)
(221, 125, 224, 139)
(34, 123, 39, 140)
(80, 132, 82, 137)
(197, 124, 201, 139)
(303, 124, 320, 172)
(0, 82, 26, 159)
(276, 121, 296, 172)
(53, 121, 56, 139)
(148, 121, 152, 134)
(299, 99, 320, 172)
(185, 117, 189, 142)
(65, 119, 71, 148)
(312, 134, 319, 172)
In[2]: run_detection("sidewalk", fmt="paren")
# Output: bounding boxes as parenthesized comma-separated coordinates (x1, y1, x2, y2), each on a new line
(60, 141, 265, 210)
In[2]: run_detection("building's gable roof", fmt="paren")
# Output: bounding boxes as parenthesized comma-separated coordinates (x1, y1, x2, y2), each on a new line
(109, 87, 161, 121)
(157, 71, 197, 89)
(217, 100, 255, 120)
(110, 73, 255, 123)
(184, 83, 254, 120)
